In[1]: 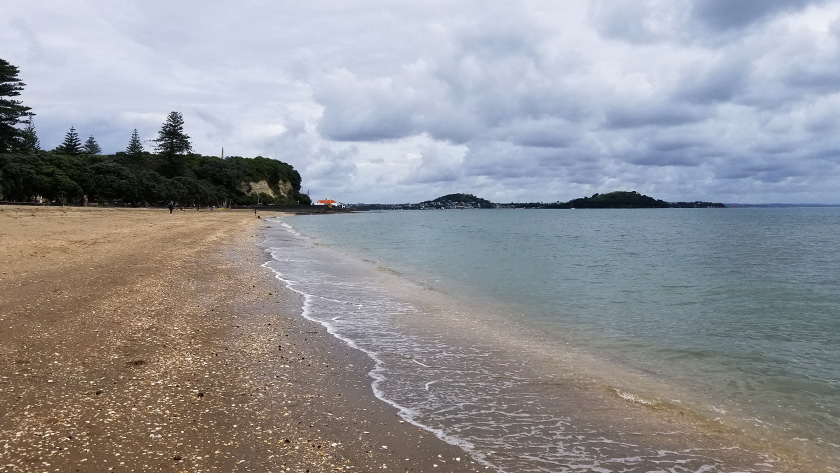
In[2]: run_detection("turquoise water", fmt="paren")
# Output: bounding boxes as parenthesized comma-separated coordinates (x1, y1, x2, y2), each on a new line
(264, 208, 840, 471)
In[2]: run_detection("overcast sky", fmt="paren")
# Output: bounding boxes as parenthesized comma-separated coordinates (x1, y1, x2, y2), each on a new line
(4, 1, 840, 204)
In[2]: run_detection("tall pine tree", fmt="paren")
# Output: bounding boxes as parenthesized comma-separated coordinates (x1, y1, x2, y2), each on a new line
(125, 128, 144, 156)
(153, 111, 192, 156)
(58, 126, 83, 155)
(0, 58, 33, 152)
(20, 117, 39, 151)
(83, 135, 101, 154)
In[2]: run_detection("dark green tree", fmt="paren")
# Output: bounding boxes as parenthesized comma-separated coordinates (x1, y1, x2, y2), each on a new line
(125, 128, 144, 156)
(20, 117, 39, 151)
(153, 111, 192, 156)
(36, 164, 82, 204)
(89, 161, 138, 203)
(0, 160, 38, 200)
(0, 58, 33, 152)
(57, 126, 83, 155)
(83, 135, 101, 154)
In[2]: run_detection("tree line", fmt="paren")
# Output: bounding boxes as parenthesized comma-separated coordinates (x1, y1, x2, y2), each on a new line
(0, 58, 310, 206)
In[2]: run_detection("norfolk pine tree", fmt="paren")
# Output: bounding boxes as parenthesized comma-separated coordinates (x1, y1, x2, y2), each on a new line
(58, 126, 83, 155)
(21, 117, 40, 151)
(154, 112, 192, 156)
(83, 135, 101, 154)
(125, 128, 144, 156)
(154, 112, 193, 177)
(0, 58, 33, 152)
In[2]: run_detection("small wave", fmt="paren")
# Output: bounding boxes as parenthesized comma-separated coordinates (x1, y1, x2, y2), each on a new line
(377, 266, 403, 276)
(610, 388, 661, 407)
(276, 219, 303, 236)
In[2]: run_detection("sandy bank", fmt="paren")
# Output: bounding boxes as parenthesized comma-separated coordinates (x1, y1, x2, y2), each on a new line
(0, 206, 484, 472)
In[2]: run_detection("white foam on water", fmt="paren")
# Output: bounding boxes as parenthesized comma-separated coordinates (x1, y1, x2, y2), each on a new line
(260, 234, 493, 469)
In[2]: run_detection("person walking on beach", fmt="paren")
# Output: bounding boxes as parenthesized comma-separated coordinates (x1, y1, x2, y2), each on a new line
(168, 202, 175, 214)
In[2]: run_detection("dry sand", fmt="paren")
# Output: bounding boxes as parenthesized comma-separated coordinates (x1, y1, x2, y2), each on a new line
(0, 205, 486, 472)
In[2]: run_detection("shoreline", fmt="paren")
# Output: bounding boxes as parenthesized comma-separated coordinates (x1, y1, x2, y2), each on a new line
(0, 206, 484, 472)
(265, 213, 835, 473)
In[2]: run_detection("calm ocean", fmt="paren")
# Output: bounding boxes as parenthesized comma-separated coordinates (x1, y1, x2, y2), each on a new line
(262, 208, 840, 472)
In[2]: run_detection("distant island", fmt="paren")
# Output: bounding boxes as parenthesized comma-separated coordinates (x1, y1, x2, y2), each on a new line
(544, 191, 726, 209)
(421, 193, 495, 208)
(351, 191, 726, 210)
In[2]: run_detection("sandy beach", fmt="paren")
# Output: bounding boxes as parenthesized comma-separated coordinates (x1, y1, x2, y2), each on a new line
(0, 206, 485, 472)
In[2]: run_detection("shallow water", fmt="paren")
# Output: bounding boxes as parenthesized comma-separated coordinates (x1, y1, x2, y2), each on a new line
(262, 208, 840, 472)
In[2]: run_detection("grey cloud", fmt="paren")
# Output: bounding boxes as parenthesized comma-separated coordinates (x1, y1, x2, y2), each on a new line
(194, 110, 234, 144)
(315, 8, 594, 148)
(716, 159, 802, 183)
(493, 118, 578, 149)
(588, 0, 690, 43)
(604, 103, 706, 129)
(462, 142, 543, 179)
(10, 18, 50, 62)
(314, 70, 424, 142)
(400, 145, 462, 185)
(689, 0, 829, 31)
(306, 145, 359, 185)
(589, 0, 831, 45)
(778, 29, 840, 94)
(672, 54, 751, 104)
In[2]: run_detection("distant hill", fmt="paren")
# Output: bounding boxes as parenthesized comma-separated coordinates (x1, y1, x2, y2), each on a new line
(423, 193, 494, 207)
(349, 191, 725, 210)
(552, 191, 668, 209)
(543, 191, 725, 209)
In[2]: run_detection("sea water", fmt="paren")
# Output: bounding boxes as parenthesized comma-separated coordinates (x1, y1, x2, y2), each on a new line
(261, 208, 840, 472)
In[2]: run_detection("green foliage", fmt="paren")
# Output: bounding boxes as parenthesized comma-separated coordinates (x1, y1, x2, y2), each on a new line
(0, 147, 306, 206)
(545, 191, 670, 209)
(83, 136, 101, 155)
(125, 129, 143, 156)
(89, 161, 138, 203)
(57, 126, 83, 155)
(425, 193, 493, 207)
(153, 111, 192, 156)
(0, 155, 38, 200)
(0, 58, 33, 152)
(20, 118, 39, 151)
(0, 75, 307, 206)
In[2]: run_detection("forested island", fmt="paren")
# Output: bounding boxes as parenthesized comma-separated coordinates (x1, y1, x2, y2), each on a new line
(543, 191, 725, 209)
(352, 191, 726, 210)
(0, 59, 309, 207)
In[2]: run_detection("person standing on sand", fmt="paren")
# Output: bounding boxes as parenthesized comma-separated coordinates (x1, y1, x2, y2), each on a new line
(168, 202, 174, 214)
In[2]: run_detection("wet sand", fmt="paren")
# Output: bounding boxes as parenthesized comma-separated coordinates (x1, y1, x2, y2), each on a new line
(0, 205, 485, 472)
